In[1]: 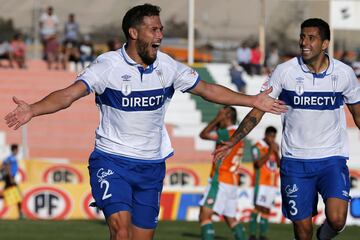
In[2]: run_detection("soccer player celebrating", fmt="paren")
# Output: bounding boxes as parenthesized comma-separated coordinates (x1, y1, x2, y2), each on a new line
(214, 18, 360, 240)
(199, 106, 247, 240)
(4, 4, 286, 240)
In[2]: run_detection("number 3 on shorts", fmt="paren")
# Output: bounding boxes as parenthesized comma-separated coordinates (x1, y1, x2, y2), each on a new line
(289, 200, 298, 216)
(100, 180, 112, 200)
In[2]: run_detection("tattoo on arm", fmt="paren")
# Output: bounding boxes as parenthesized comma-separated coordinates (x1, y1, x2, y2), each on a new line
(232, 110, 263, 145)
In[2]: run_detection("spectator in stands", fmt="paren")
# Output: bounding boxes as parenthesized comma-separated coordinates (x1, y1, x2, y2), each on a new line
(107, 38, 122, 51)
(0, 39, 14, 68)
(45, 34, 60, 70)
(248, 126, 280, 240)
(236, 41, 251, 75)
(11, 33, 27, 69)
(79, 35, 95, 68)
(0, 144, 23, 219)
(199, 106, 247, 240)
(250, 42, 262, 75)
(230, 61, 246, 92)
(39, 6, 59, 60)
(62, 13, 81, 70)
(340, 51, 352, 66)
(64, 13, 80, 47)
(265, 42, 279, 73)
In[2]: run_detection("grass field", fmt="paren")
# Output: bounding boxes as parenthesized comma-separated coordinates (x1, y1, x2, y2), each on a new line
(0, 220, 358, 240)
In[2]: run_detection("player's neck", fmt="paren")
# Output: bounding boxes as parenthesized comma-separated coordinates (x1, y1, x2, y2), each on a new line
(124, 43, 148, 68)
(304, 53, 328, 74)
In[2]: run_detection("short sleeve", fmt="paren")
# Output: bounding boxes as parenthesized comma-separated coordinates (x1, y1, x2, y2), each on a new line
(75, 55, 112, 94)
(343, 69, 360, 104)
(173, 61, 200, 92)
(260, 67, 283, 99)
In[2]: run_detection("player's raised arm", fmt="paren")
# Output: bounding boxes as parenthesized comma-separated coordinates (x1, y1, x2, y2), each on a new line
(199, 108, 227, 141)
(189, 80, 286, 114)
(4, 81, 89, 130)
(213, 107, 265, 161)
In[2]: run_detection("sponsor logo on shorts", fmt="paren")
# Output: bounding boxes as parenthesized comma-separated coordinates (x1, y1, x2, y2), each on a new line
(342, 190, 349, 198)
(285, 184, 298, 198)
(96, 168, 114, 182)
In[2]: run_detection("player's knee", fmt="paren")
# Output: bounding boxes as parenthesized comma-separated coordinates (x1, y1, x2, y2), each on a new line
(327, 217, 346, 232)
(108, 218, 131, 239)
(295, 230, 313, 240)
(109, 226, 130, 240)
(294, 222, 313, 240)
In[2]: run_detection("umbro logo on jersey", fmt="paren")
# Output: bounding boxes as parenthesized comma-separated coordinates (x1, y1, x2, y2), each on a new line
(285, 184, 298, 198)
(121, 74, 132, 81)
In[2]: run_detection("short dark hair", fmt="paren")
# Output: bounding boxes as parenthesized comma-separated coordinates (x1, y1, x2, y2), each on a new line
(301, 18, 330, 41)
(122, 4, 161, 40)
(265, 126, 277, 135)
(10, 144, 18, 152)
(224, 106, 237, 124)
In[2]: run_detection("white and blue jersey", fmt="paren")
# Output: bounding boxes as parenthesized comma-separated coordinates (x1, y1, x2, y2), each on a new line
(265, 55, 359, 221)
(264, 56, 360, 161)
(76, 44, 200, 162)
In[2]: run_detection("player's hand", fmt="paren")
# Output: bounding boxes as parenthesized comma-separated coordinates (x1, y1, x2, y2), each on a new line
(253, 87, 287, 114)
(215, 107, 227, 121)
(271, 142, 280, 154)
(4, 97, 33, 130)
(212, 140, 234, 163)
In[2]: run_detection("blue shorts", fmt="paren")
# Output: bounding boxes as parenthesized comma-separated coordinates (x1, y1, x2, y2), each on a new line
(88, 149, 166, 229)
(280, 157, 350, 221)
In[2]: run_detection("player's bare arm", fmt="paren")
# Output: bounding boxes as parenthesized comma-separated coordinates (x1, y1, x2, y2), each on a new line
(213, 108, 265, 160)
(254, 147, 273, 168)
(199, 108, 227, 140)
(5, 81, 89, 130)
(190, 80, 286, 114)
(347, 103, 360, 129)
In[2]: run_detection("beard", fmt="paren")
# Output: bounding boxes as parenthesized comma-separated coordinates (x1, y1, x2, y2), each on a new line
(136, 39, 156, 66)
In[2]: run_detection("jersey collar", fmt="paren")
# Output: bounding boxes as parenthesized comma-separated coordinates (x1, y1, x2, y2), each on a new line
(119, 43, 159, 71)
(297, 53, 334, 78)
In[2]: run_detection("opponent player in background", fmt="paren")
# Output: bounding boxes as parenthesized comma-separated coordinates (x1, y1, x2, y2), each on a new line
(4, 4, 286, 240)
(199, 106, 246, 240)
(248, 126, 279, 240)
(214, 18, 360, 240)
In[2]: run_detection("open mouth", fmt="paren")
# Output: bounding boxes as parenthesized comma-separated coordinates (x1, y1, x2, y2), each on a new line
(152, 43, 161, 49)
(301, 48, 311, 55)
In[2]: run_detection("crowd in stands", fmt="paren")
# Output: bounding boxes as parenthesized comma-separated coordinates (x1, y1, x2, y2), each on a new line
(39, 6, 97, 71)
(230, 40, 280, 93)
(0, 5, 123, 71)
(0, 34, 26, 69)
(230, 39, 360, 93)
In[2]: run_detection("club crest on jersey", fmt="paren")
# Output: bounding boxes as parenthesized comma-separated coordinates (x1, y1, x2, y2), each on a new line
(121, 83, 132, 96)
(331, 74, 338, 93)
(295, 77, 304, 96)
(121, 74, 131, 81)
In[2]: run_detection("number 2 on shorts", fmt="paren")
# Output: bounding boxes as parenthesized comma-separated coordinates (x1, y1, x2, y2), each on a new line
(100, 180, 112, 200)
